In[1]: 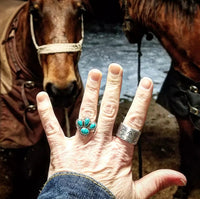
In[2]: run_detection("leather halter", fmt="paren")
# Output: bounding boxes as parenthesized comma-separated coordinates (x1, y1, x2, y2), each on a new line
(30, 14, 84, 62)
(157, 67, 200, 130)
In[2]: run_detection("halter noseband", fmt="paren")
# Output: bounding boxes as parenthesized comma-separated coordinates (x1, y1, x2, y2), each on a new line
(30, 14, 84, 61)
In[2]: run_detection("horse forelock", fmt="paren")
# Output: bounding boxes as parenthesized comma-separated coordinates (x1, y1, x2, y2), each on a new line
(132, 0, 200, 24)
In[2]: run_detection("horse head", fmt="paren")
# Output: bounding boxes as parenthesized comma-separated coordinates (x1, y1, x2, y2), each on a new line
(120, 0, 153, 44)
(27, 0, 91, 107)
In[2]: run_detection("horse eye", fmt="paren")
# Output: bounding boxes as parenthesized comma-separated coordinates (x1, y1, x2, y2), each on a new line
(30, 3, 42, 20)
(76, 5, 85, 17)
(75, 1, 86, 15)
(80, 5, 86, 13)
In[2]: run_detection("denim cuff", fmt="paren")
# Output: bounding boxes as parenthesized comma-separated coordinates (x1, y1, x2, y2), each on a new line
(38, 171, 115, 199)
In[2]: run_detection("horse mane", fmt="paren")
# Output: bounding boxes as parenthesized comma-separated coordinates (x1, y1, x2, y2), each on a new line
(136, 0, 200, 23)
(162, 0, 200, 20)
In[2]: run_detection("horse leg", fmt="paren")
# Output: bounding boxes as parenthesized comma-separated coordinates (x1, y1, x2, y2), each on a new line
(173, 118, 200, 199)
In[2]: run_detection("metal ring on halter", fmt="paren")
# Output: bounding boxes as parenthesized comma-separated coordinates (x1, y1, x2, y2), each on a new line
(116, 123, 141, 145)
(76, 118, 97, 136)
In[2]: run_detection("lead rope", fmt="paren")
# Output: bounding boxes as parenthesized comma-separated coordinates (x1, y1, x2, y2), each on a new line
(137, 33, 153, 178)
(122, 0, 143, 179)
(137, 41, 143, 178)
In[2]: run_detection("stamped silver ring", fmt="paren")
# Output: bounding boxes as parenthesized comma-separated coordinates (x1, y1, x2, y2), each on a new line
(116, 123, 141, 145)
(76, 118, 97, 136)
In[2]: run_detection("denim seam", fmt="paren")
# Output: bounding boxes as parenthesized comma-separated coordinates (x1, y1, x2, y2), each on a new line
(40, 171, 115, 198)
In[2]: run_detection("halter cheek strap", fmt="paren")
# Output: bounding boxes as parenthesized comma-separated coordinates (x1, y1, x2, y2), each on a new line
(30, 14, 84, 57)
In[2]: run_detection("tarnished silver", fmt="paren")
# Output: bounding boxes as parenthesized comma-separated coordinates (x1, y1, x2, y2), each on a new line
(116, 123, 141, 145)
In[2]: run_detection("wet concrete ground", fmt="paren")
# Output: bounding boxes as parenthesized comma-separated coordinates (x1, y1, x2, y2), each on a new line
(79, 21, 171, 99)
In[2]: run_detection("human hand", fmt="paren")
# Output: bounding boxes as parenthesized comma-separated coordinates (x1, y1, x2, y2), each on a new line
(36, 63, 186, 199)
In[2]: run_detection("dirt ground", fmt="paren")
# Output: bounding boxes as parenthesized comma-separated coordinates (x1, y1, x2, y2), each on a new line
(115, 98, 200, 199)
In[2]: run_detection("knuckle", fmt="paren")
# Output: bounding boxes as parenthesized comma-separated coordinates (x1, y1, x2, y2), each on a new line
(86, 83, 99, 94)
(37, 103, 48, 112)
(101, 100, 118, 119)
(44, 120, 60, 134)
(79, 108, 96, 120)
(107, 73, 122, 85)
(80, 97, 97, 120)
(38, 107, 49, 116)
(128, 113, 145, 130)
(107, 84, 120, 93)
(38, 108, 52, 122)
(136, 90, 150, 102)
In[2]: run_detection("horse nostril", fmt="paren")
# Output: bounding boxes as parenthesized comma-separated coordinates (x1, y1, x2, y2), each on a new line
(45, 81, 78, 107)
(45, 81, 78, 97)
(45, 83, 57, 96)
(66, 81, 77, 95)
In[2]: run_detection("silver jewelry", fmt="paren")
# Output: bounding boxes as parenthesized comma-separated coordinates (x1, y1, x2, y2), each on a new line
(116, 123, 141, 145)
(76, 118, 97, 136)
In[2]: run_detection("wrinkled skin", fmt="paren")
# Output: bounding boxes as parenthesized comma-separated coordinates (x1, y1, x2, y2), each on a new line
(37, 64, 187, 199)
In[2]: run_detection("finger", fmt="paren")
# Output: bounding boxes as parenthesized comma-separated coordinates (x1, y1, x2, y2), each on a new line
(36, 92, 66, 151)
(97, 63, 123, 142)
(75, 69, 102, 143)
(123, 77, 153, 131)
(134, 169, 187, 199)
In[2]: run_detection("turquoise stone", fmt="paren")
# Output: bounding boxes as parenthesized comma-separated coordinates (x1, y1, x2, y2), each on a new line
(77, 119, 83, 127)
(84, 118, 90, 127)
(81, 127, 89, 135)
(89, 123, 96, 129)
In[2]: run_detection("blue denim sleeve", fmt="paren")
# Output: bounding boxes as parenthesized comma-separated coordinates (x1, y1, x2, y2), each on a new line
(38, 172, 115, 199)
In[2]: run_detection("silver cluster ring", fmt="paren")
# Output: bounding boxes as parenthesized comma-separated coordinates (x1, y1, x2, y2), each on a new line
(116, 123, 141, 145)
(76, 118, 97, 136)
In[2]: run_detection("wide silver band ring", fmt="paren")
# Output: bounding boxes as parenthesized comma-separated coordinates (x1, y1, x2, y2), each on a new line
(116, 123, 141, 145)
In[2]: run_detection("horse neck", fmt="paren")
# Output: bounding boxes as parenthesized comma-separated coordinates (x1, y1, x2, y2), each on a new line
(130, 0, 200, 82)
(15, 5, 42, 79)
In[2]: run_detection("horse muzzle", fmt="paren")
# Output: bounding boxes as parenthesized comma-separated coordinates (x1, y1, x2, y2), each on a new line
(45, 81, 79, 107)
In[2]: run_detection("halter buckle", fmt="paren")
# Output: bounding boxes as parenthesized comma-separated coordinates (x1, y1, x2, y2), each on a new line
(24, 81, 35, 89)
(190, 85, 198, 93)
(190, 106, 199, 116)
(26, 104, 37, 113)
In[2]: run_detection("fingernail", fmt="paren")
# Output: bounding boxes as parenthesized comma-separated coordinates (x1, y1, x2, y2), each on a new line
(36, 92, 51, 111)
(179, 178, 187, 186)
(140, 77, 152, 89)
(109, 64, 122, 75)
(36, 92, 48, 102)
(90, 69, 101, 81)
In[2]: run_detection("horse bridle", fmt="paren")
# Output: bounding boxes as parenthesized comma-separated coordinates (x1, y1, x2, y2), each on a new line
(30, 14, 84, 62)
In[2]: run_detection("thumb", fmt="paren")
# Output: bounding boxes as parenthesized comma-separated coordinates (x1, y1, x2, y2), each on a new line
(36, 91, 66, 150)
(134, 169, 187, 199)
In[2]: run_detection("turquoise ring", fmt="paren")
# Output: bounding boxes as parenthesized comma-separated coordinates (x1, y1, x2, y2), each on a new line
(76, 118, 97, 136)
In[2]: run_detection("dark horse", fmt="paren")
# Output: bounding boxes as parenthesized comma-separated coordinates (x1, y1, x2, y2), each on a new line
(0, 0, 91, 198)
(120, 0, 200, 198)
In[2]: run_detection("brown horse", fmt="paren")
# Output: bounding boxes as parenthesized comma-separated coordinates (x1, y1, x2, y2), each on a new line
(120, 0, 200, 198)
(0, 0, 91, 198)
